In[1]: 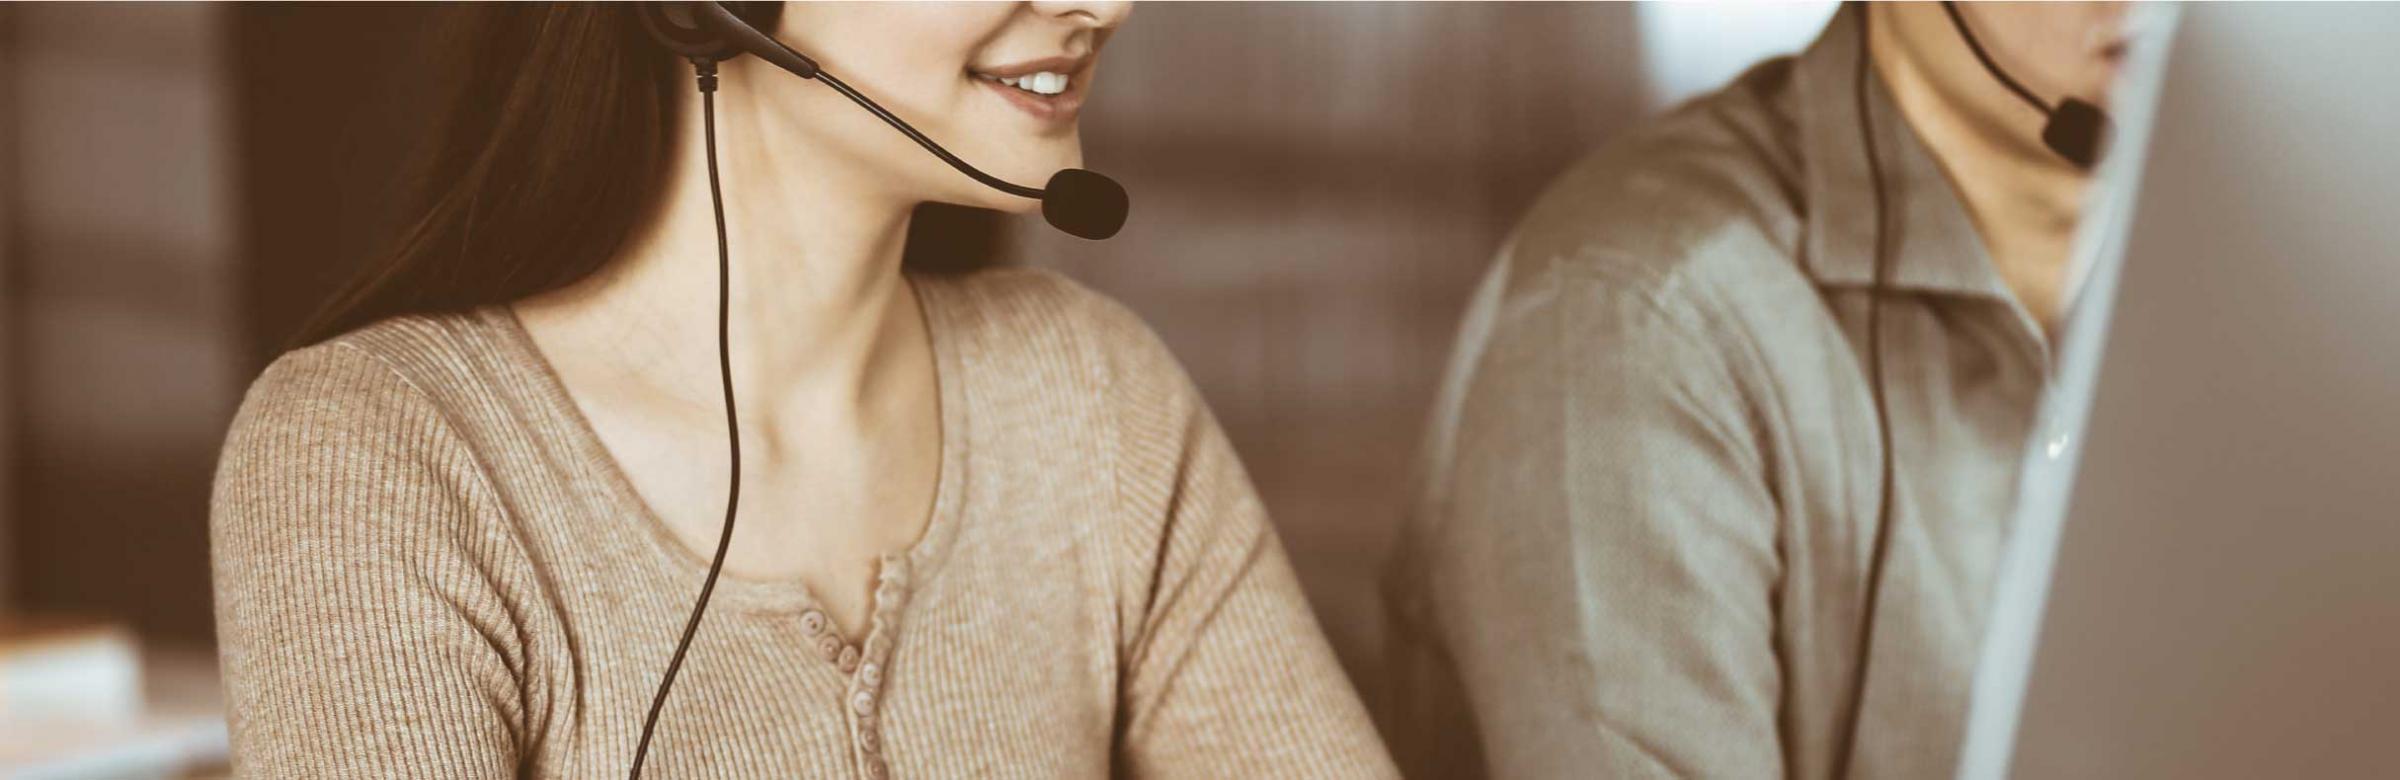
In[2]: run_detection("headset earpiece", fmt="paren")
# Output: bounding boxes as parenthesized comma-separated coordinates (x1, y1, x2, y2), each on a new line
(638, 3, 732, 60)
(638, 2, 784, 62)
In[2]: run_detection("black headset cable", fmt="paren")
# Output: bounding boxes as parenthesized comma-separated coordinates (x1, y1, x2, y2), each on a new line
(629, 56, 744, 780)
(1939, 1, 2049, 114)
(1831, 3, 1902, 777)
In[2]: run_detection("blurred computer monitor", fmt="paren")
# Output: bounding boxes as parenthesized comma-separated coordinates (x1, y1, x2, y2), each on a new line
(1958, 4, 2400, 778)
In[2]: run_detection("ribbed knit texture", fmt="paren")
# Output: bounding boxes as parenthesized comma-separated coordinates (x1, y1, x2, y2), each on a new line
(209, 268, 1396, 779)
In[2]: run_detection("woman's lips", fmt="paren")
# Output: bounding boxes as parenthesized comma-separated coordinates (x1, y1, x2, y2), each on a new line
(969, 54, 1094, 125)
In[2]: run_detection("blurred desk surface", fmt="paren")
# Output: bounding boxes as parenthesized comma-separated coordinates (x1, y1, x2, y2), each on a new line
(0, 643, 228, 780)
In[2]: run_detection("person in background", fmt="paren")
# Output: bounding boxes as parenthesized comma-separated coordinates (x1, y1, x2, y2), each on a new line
(209, 3, 1393, 776)
(1379, 3, 2133, 777)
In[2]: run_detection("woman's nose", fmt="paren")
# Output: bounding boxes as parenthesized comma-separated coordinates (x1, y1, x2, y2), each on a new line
(1031, 1, 1133, 30)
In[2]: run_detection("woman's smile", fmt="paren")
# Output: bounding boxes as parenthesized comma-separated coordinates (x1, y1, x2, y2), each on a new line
(968, 53, 1095, 125)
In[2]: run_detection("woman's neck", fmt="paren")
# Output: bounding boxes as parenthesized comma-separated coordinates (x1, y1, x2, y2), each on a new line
(518, 78, 929, 428)
(1870, 3, 2092, 337)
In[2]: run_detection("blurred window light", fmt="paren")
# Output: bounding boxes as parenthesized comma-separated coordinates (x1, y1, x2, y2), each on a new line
(1635, 1, 1840, 110)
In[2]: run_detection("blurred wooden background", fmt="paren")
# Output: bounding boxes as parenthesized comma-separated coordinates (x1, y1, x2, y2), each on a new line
(1004, 3, 1645, 690)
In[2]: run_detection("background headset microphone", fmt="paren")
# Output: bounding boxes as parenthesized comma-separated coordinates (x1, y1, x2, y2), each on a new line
(1832, 2, 2110, 777)
(627, 2, 1129, 776)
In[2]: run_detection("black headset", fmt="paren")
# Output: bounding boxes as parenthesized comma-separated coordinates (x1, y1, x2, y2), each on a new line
(1832, 3, 2108, 776)
(1940, 1, 2111, 171)
(638, 2, 1130, 240)
(625, 4, 1129, 777)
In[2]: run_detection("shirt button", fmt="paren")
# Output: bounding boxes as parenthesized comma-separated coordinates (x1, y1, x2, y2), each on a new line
(859, 661, 882, 689)
(863, 759, 888, 780)
(837, 644, 861, 673)
(798, 609, 828, 636)
(851, 689, 877, 716)
(815, 634, 844, 661)
(857, 724, 881, 754)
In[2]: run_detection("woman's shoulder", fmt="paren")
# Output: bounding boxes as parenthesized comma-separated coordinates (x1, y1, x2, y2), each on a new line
(917, 266, 1153, 342)
(913, 267, 1216, 513)
(916, 267, 1193, 401)
(213, 311, 517, 552)
(224, 309, 514, 472)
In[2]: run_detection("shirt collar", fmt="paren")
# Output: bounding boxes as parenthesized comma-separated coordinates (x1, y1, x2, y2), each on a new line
(1795, 5, 2012, 300)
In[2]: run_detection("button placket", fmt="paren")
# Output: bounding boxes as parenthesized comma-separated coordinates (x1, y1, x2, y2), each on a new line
(848, 671, 889, 779)
(848, 557, 911, 779)
(856, 721, 881, 753)
(797, 608, 852, 665)
(786, 555, 912, 778)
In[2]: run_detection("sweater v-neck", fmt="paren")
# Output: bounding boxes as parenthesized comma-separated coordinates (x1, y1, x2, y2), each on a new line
(480, 273, 974, 638)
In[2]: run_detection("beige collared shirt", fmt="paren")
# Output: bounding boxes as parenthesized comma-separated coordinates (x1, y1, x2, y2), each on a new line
(1380, 9, 2054, 778)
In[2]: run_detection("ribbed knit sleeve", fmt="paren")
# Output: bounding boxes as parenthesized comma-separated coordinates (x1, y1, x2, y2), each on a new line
(210, 341, 526, 778)
(1076, 294, 1398, 779)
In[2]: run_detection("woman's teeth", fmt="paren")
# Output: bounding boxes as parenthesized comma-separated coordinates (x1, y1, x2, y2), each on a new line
(988, 71, 1070, 97)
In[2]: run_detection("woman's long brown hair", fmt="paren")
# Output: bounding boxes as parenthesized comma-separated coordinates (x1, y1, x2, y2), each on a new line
(288, 4, 680, 348)
(290, 3, 1008, 348)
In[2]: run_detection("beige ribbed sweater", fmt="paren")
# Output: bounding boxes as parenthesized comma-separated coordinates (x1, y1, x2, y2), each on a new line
(209, 269, 1395, 778)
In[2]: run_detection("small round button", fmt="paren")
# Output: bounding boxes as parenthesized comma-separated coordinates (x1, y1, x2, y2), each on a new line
(857, 724, 881, 754)
(859, 661, 882, 689)
(850, 689, 877, 716)
(798, 609, 828, 636)
(837, 644, 861, 673)
(863, 759, 888, 780)
(815, 634, 843, 661)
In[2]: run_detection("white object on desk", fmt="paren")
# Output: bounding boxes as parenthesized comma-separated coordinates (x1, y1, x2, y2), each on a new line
(0, 642, 227, 780)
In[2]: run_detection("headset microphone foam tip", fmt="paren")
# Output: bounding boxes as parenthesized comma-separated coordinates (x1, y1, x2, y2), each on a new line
(1041, 169, 1129, 240)
(2044, 98, 2109, 171)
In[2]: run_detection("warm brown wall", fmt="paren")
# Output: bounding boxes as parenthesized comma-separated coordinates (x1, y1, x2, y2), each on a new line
(1, 3, 18, 607)
(1, 2, 461, 643)
(5, 3, 242, 640)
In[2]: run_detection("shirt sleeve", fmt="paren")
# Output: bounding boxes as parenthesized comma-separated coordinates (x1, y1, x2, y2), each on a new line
(1430, 260, 1787, 778)
(210, 342, 526, 778)
(1080, 295, 1399, 779)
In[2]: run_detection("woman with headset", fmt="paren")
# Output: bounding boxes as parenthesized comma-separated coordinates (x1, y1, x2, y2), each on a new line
(208, 3, 1392, 777)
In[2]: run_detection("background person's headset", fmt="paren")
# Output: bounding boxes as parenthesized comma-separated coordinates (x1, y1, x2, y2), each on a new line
(628, 3, 1128, 776)
(1833, 2, 2106, 776)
